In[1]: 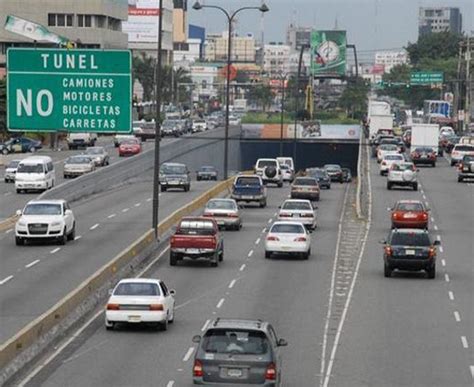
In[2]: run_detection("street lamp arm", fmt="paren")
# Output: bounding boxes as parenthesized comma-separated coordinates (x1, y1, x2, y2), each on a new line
(230, 6, 265, 21)
(197, 4, 231, 21)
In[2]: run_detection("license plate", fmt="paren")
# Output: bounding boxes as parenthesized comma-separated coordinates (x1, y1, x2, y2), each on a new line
(216, 220, 225, 225)
(227, 369, 242, 377)
(406, 249, 415, 255)
(242, 195, 253, 199)
(187, 248, 200, 254)
(281, 246, 292, 250)
(128, 315, 141, 322)
(170, 180, 180, 185)
(404, 213, 417, 218)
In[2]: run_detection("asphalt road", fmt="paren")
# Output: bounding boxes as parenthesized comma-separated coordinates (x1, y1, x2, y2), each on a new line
(328, 156, 473, 387)
(19, 182, 349, 387)
(0, 179, 218, 343)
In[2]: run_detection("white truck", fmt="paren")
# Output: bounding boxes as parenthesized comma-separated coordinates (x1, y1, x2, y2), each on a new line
(411, 124, 440, 155)
(368, 114, 394, 139)
(368, 100, 391, 116)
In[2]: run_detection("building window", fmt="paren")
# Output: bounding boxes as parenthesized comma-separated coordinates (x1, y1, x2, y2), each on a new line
(48, 13, 74, 27)
(96, 15, 106, 28)
(77, 14, 92, 28)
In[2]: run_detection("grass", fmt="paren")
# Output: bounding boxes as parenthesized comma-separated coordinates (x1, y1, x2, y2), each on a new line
(242, 112, 360, 125)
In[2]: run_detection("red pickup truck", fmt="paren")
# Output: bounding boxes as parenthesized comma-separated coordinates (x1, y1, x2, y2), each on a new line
(170, 217, 224, 267)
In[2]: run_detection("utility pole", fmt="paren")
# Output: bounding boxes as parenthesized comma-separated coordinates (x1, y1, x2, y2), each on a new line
(465, 34, 471, 132)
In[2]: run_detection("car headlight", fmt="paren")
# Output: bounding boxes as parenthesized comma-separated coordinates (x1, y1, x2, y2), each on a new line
(17, 221, 27, 227)
(51, 222, 62, 227)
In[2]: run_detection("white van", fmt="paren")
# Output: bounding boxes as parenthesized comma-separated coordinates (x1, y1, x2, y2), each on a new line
(15, 156, 55, 193)
(276, 157, 295, 172)
(255, 158, 283, 187)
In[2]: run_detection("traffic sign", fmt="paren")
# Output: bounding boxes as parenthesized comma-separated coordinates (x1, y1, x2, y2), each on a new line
(410, 71, 444, 85)
(221, 65, 237, 81)
(7, 48, 132, 133)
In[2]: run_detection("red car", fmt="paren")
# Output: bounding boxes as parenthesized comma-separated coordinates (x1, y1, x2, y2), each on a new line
(118, 138, 141, 157)
(389, 200, 429, 229)
(410, 147, 436, 167)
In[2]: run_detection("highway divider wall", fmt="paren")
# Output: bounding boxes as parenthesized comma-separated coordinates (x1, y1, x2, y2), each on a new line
(0, 177, 235, 384)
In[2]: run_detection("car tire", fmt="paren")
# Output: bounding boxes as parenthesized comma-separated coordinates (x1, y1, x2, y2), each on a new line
(265, 251, 272, 259)
(15, 237, 24, 246)
(259, 199, 267, 208)
(277, 181, 283, 188)
(2, 148, 8, 155)
(29, 147, 36, 153)
(16, 189, 22, 194)
(450, 160, 455, 166)
(427, 264, 436, 279)
(387, 182, 392, 190)
(168, 307, 175, 324)
(457, 176, 463, 182)
(58, 229, 67, 245)
(432, 162, 436, 167)
(413, 183, 418, 191)
(210, 259, 218, 268)
(160, 317, 168, 331)
(105, 320, 115, 331)
(161, 186, 167, 192)
(219, 249, 224, 262)
(380, 171, 384, 176)
(384, 264, 392, 278)
(67, 223, 76, 241)
(196, 176, 201, 181)
(304, 249, 310, 260)
(170, 252, 178, 266)
(184, 184, 190, 192)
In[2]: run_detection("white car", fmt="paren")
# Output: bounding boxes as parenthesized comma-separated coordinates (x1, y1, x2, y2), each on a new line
(450, 144, 474, 166)
(63, 155, 96, 178)
(264, 221, 311, 259)
(4, 159, 21, 183)
(15, 199, 76, 246)
(192, 119, 207, 132)
(278, 199, 317, 230)
(377, 144, 400, 163)
(105, 278, 175, 331)
(255, 158, 283, 187)
(203, 198, 242, 230)
(439, 126, 455, 137)
(387, 162, 418, 191)
(229, 115, 241, 126)
(280, 164, 294, 182)
(379, 153, 405, 175)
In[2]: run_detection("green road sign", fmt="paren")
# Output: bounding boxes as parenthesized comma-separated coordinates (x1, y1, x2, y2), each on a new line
(410, 71, 444, 85)
(310, 30, 347, 77)
(7, 48, 132, 133)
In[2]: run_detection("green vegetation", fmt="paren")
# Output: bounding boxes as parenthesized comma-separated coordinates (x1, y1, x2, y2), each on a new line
(338, 77, 371, 119)
(247, 84, 274, 112)
(0, 78, 6, 140)
(242, 111, 359, 125)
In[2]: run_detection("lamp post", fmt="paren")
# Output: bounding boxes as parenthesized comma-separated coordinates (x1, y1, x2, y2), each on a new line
(192, 1, 269, 180)
(293, 44, 309, 168)
(275, 72, 289, 157)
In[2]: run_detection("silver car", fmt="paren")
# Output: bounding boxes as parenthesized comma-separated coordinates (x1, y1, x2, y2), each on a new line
(203, 198, 242, 230)
(4, 159, 21, 183)
(278, 199, 317, 230)
(63, 155, 96, 178)
(386, 162, 418, 191)
(84, 146, 109, 167)
(192, 318, 287, 386)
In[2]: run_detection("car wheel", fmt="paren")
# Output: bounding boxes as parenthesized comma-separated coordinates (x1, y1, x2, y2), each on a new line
(196, 176, 201, 181)
(170, 252, 178, 266)
(304, 249, 310, 260)
(16, 189, 22, 194)
(15, 237, 24, 246)
(384, 264, 392, 278)
(457, 176, 463, 182)
(210, 259, 219, 267)
(219, 249, 224, 262)
(413, 183, 418, 191)
(160, 186, 167, 192)
(105, 320, 115, 330)
(168, 307, 175, 324)
(450, 160, 455, 166)
(277, 181, 283, 188)
(259, 200, 267, 208)
(67, 223, 76, 241)
(432, 162, 436, 167)
(160, 316, 168, 331)
(58, 229, 67, 245)
(265, 251, 272, 259)
(2, 148, 8, 155)
(387, 182, 392, 190)
(29, 147, 36, 153)
(380, 171, 384, 176)
(427, 264, 436, 279)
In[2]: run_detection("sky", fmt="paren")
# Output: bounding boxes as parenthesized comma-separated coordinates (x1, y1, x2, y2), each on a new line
(188, 0, 473, 62)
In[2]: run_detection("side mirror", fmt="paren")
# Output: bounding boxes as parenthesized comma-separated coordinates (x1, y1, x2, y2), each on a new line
(278, 205, 281, 209)
(379, 239, 387, 244)
(192, 335, 201, 343)
(65, 209, 73, 215)
(16, 209, 22, 216)
(277, 338, 288, 347)
(169, 289, 176, 296)
(433, 240, 441, 246)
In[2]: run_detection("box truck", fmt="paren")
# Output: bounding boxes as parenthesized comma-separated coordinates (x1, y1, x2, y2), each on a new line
(411, 124, 440, 155)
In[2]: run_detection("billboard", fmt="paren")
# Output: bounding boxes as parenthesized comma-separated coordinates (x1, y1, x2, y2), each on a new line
(310, 30, 347, 77)
(122, 0, 160, 42)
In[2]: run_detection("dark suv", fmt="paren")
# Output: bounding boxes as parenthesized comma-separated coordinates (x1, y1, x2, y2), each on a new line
(381, 229, 440, 279)
(306, 168, 331, 189)
(192, 318, 287, 386)
(457, 155, 474, 182)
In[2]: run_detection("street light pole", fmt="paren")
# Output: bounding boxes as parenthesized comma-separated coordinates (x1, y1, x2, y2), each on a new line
(192, 1, 269, 180)
(278, 73, 288, 157)
(293, 44, 309, 167)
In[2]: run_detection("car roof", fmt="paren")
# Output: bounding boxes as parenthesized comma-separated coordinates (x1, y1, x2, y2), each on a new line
(19, 156, 52, 163)
(207, 318, 269, 331)
(181, 216, 214, 221)
(26, 199, 65, 205)
(116, 278, 161, 284)
(271, 221, 307, 227)
(396, 199, 423, 204)
(163, 162, 186, 166)
(283, 199, 312, 204)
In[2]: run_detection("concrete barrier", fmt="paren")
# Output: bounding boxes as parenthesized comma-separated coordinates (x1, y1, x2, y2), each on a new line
(0, 176, 235, 383)
(0, 215, 18, 232)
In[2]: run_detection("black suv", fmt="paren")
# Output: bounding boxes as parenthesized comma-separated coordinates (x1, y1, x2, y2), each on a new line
(381, 229, 440, 279)
(457, 155, 474, 182)
(306, 168, 331, 189)
(192, 318, 287, 386)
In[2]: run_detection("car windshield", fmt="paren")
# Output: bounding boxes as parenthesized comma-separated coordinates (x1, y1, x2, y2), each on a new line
(257, 160, 277, 168)
(385, 154, 404, 161)
(454, 145, 474, 151)
(270, 224, 305, 234)
(177, 220, 215, 235)
(200, 166, 215, 172)
(282, 201, 312, 210)
(17, 163, 44, 173)
(67, 156, 91, 164)
(202, 329, 270, 355)
(23, 203, 62, 215)
(85, 148, 104, 155)
(161, 164, 186, 174)
(280, 164, 289, 170)
(325, 165, 341, 170)
(392, 163, 414, 171)
(114, 282, 161, 296)
(396, 202, 424, 211)
(380, 145, 398, 151)
(307, 169, 326, 178)
(236, 177, 260, 185)
(163, 121, 176, 128)
(463, 156, 474, 162)
(294, 178, 317, 186)
(206, 200, 236, 210)
(7, 160, 20, 168)
(390, 232, 431, 246)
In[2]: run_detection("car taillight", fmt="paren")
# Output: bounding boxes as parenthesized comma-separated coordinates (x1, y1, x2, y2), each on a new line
(107, 303, 120, 310)
(294, 237, 307, 242)
(428, 247, 436, 258)
(228, 213, 239, 218)
(412, 153, 419, 158)
(382, 161, 387, 166)
(422, 213, 428, 220)
(265, 363, 277, 380)
(279, 213, 291, 217)
(301, 213, 313, 218)
(267, 236, 279, 241)
(149, 304, 164, 311)
(170, 236, 176, 244)
(458, 163, 463, 171)
(203, 213, 213, 217)
(193, 360, 203, 377)
(384, 246, 392, 256)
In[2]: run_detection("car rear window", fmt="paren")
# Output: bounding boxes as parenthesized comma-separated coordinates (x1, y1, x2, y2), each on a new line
(413, 147, 434, 153)
(390, 232, 431, 246)
(177, 220, 215, 235)
(454, 145, 474, 151)
(85, 148, 103, 155)
(270, 224, 305, 234)
(463, 155, 474, 162)
(67, 156, 91, 164)
(385, 154, 404, 160)
(235, 177, 260, 185)
(294, 178, 317, 186)
(200, 166, 216, 172)
(257, 160, 277, 168)
(307, 169, 326, 178)
(206, 200, 236, 210)
(161, 164, 186, 174)
(392, 163, 415, 171)
(202, 329, 270, 355)
(114, 282, 160, 296)
(396, 202, 423, 211)
(282, 201, 312, 210)
(380, 144, 398, 150)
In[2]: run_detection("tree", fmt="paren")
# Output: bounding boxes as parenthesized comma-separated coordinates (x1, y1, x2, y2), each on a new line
(247, 84, 274, 111)
(339, 77, 370, 119)
(133, 53, 156, 101)
(161, 65, 192, 104)
(0, 78, 6, 140)
(406, 32, 461, 65)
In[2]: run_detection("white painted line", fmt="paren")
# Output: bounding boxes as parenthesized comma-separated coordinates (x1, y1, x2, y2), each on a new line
(422, 194, 427, 200)
(248, 250, 254, 257)
(90, 223, 99, 230)
(201, 319, 210, 332)
(146, 197, 152, 202)
(454, 311, 461, 322)
(439, 246, 444, 253)
(434, 224, 438, 230)
(445, 274, 450, 282)
(430, 216, 434, 222)
(267, 218, 272, 224)
(0, 275, 14, 285)
(449, 291, 454, 300)
(461, 336, 469, 349)
(5, 228, 13, 234)
(470, 365, 474, 379)
(134, 203, 141, 207)
(228, 279, 236, 289)
(261, 227, 266, 233)
(4, 191, 11, 196)
(216, 298, 225, 309)
(25, 259, 40, 268)
(441, 259, 446, 267)
(166, 381, 175, 387)
(273, 212, 277, 216)
(425, 201, 429, 207)
(255, 238, 261, 245)
(107, 214, 116, 219)
(122, 208, 129, 213)
(50, 247, 61, 254)
(239, 264, 246, 271)
(74, 235, 82, 241)
(436, 235, 441, 241)
(183, 347, 195, 362)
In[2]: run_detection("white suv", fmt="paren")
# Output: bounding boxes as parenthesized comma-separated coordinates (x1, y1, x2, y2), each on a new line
(15, 199, 76, 245)
(255, 158, 283, 187)
(386, 162, 418, 191)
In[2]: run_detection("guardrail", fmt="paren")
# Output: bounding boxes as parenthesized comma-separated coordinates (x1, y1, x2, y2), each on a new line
(356, 128, 363, 219)
(0, 176, 235, 383)
(0, 215, 18, 232)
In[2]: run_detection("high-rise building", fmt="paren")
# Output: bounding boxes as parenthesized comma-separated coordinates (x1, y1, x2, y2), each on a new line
(173, 0, 187, 44)
(418, 7, 462, 36)
(375, 50, 409, 73)
(263, 43, 291, 74)
(286, 24, 312, 52)
(204, 32, 256, 63)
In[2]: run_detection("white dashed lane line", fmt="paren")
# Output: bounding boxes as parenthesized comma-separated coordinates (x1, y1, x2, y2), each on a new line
(470, 365, 474, 379)
(201, 319, 210, 332)
(166, 381, 175, 387)
(255, 238, 261, 245)
(449, 291, 455, 300)
(5, 229, 13, 234)
(454, 311, 461, 322)
(430, 216, 435, 222)
(261, 227, 266, 233)
(248, 250, 253, 257)
(25, 259, 40, 268)
(134, 203, 141, 207)
(434, 225, 439, 230)
(461, 336, 469, 349)
(182, 347, 195, 362)
(74, 235, 82, 241)
(441, 259, 446, 267)
(90, 223, 99, 230)
(216, 298, 225, 309)
(425, 201, 429, 207)
(107, 214, 116, 219)
(228, 279, 236, 289)
(0, 275, 14, 285)
(267, 218, 272, 224)
(146, 198, 152, 202)
(439, 246, 444, 253)
(239, 264, 246, 271)
(50, 247, 61, 254)
(122, 208, 129, 213)
(445, 274, 450, 282)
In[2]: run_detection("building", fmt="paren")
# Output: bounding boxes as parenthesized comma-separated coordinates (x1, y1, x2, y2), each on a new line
(0, 0, 128, 66)
(189, 63, 220, 101)
(204, 31, 256, 63)
(375, 50, 409, 73)
(189, 24, 205, 60)
(173, 0, 187, 44)
(418, 7, 462, 36)
(286, 24, 312, 52)
(173, 38, 201, 64)
(122, 0, 174, 64)
(288, 51, 311, 75)
(263, 42, 291, 75)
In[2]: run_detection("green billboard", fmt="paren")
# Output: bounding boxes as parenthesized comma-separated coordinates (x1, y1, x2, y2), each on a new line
(7, 48, 132, 133)
(310, 30, 347, 77)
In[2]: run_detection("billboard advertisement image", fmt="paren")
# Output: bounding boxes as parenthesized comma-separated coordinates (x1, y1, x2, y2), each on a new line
(122, 0, 160, 42)
(310, 30, 347, 77)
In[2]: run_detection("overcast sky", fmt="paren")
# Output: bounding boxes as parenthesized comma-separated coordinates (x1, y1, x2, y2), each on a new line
(189, 0, 473, 62)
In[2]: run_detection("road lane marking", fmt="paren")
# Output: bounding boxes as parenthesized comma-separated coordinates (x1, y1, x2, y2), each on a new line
(441, 259, 446, 267)
(255, 238, 261, 245)
(445, 274, 450, 282)
(134, 203, 141, 207)
(122, 208, 129, 213)
(470, 366, 474, 379)
(273, 212, 277, 216)
(436, 235, 441, 241)
(4, 191, 12, 196)
(248, 250, 253, 257)
(439, 246, 444, 253)
(461, 336, 469, 349)
(201, 319, 210, 332)
(183, 347, 195, 362)
(430, 216, 434, 222)
(74, 235, 82, 241)
(228, 279, 236, 289)
(425, 201, 429, 207)
(239, 264, 246, 271)
(449, 291, 454, 300)
(261, 227, 266, 233)
(422, 194, 427, 200)
(434, 224, 438, 230)
(146, 197, 152, 202)
(166, 381, 175, 387)
(454, 311, 461, 322)
(216, 298, 225, 308)
(0, 275, 14, 285)
(267, 218, 272, 224)
(5, 229, 13, 234)
(50, 247, 61, 254)
(25, 259, 40, 268)
(90, 223, 99, 230)
(107, 214, 116, 219)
